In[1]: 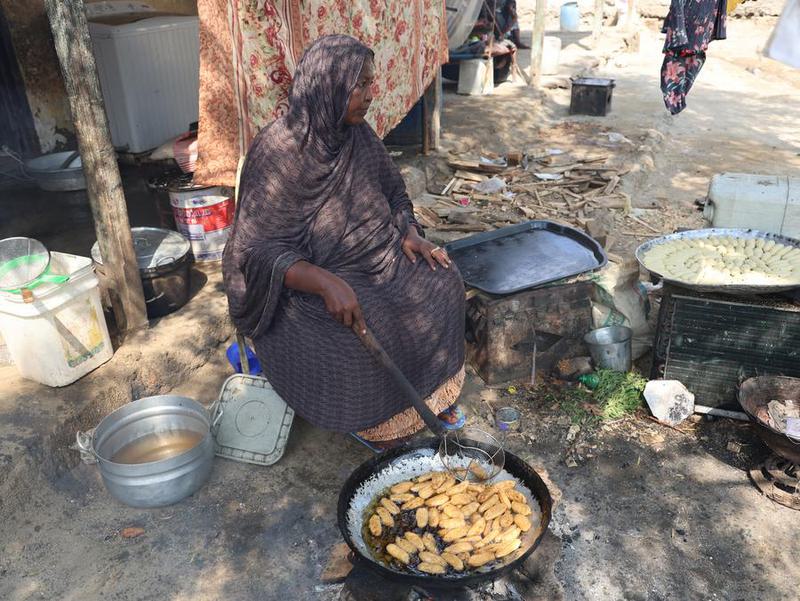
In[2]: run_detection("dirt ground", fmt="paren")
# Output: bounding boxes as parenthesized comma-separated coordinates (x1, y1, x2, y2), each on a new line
(2, 11, 800, 601)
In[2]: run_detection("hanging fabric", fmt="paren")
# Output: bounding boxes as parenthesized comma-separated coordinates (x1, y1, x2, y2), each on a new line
(447, 0, 484, 50)
(660, 0, 727, 115)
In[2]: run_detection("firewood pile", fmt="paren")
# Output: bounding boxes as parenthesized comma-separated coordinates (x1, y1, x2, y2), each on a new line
(414, 149, 656, 247)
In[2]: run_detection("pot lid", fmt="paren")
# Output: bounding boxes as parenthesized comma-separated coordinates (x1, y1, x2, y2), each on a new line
(211, 374, 295, 466)
(91, 227, 190, 271)
(167, 172, 216, 193)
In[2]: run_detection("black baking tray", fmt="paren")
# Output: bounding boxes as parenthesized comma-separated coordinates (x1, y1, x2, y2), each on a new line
(445, 221, 607, 295)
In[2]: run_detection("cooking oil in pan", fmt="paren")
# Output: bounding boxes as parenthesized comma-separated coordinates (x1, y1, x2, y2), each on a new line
(111, 430, 204, 464)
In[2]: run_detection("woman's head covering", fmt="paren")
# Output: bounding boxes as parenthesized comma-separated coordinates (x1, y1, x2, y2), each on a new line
(223, 34, 406, 340)
(286, 35, 373, 154)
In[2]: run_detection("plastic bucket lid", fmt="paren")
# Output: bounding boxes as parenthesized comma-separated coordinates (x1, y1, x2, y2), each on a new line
(91, 227, 191, 275)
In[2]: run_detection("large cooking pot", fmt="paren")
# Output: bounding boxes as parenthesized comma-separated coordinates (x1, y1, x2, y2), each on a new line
(76, 395, 214, 508)
(92, 227, 192, 318)
(338, 438, 553, 588)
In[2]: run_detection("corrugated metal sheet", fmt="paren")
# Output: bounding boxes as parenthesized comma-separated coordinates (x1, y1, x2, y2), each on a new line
(656, 292, 800, 408)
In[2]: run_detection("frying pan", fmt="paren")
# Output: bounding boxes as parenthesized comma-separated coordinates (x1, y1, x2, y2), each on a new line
(337, 439, 553, 588)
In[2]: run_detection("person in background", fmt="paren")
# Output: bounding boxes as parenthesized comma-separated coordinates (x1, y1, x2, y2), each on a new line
(495, 0, 529, 49)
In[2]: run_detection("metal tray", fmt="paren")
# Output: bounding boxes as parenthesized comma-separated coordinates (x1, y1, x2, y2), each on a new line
(636, 228, 800, 295)
(445, 221, 607, 295)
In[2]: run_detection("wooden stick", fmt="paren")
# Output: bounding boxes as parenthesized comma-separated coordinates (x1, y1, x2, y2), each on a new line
(44, 0, 147, 334)
(628, 214, 661, 234)
(529, 0, 547, 87)
(593, 0, 604, 43)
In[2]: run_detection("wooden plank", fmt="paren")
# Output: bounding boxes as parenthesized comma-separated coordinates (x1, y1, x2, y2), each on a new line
(529, 0, 547, 87)
(431, 68, 442, 151)
(44, 0, 147, 334)
(593, 0, 604, 43)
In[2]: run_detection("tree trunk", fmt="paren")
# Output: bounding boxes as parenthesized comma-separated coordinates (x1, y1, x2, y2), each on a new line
(44, 0, 147, 334)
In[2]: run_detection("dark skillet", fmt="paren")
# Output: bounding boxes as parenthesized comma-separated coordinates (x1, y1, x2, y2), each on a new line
(337, 438, 553, 589)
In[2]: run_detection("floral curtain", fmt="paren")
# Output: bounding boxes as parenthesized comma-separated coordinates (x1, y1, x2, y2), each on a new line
(195, 0, 448, 186)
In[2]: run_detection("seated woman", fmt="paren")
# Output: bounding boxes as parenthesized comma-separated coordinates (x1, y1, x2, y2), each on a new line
(222, 35, 466, 449)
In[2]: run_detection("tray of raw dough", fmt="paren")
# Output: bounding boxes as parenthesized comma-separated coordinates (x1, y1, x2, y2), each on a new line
(636, 228, 800, 295)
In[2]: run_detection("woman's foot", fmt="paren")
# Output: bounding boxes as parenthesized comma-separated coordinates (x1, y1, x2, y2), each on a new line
(437, 405, 466, 430)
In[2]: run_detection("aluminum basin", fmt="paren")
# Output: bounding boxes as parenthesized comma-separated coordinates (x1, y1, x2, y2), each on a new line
(83, 395, 214, 508)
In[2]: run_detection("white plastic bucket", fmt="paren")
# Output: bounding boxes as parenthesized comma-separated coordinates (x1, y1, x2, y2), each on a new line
(457, 58, 494, 96)
(542, 36, 562, 75)
(169, 186, 234, 262)
(0, 252, 113, 387)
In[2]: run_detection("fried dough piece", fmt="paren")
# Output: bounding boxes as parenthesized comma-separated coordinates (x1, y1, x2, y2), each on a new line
(368, 514, 382, 537)
(444, 541, 473, 555)
(448, 493, 474, 507)
(478, 495, 499, 514)
(441, 552, 465, 571)
(401, 497, 425, 511)
(390, 493, 415, 504)
(507, 490, 526, 504)
(461, 502, 480, 518)
(467, 517, 486, 538)
(426, 494, 450, 507)
(514, 514, 532, 532)
(511, 501, 531, 516)
(417, 562, 445, 575)
(404, 531, 425, 552)
(386, 543, 410, 564)
(394, 537, 418, 555)
(428, 507, 440, 528)
(442, 504, 464, 519)
(435, 476, 456, 494)
(380, 498, 401, 515)
(419, 551, 447, 567)
(422, 532, 438, 553)
(493, 537, 522, 558)
(497, 525, 521, 542)
(440, 517, 466, 530)
(417, 484, 435, 499)
(483, 503, 506, 522)
(416, 507, 429, 529)
(442, 526, 470, 542)
(467, 551, 495, 567)
(493, 480, 517, 491)
(376, 507, 395, 527)
(391, 481, 414, 494)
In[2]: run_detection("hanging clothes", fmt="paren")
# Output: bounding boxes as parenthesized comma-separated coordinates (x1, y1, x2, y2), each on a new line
(660, 0, 727, 115)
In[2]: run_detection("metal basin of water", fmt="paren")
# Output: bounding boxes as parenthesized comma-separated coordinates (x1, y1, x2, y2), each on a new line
(77, 395, 214, 508)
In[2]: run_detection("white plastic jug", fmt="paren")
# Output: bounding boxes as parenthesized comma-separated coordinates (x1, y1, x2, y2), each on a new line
(0, 252, 113, 386)
(704, 173, 800, 239)
(457, 58, 494, 95)
(542, 36, 562, 75)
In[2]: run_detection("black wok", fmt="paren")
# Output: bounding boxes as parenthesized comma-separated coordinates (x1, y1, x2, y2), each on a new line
(337, 438, 553, 589)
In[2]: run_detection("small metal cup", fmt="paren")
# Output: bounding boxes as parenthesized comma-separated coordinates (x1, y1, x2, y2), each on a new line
(495, 406, 520, 432)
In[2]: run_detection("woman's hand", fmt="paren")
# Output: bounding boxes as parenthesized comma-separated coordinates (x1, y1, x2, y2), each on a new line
(401, 229, 452, 271)
(319, 273, 367, 335)
(285, 261, 366, 334)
